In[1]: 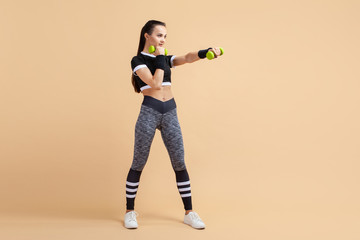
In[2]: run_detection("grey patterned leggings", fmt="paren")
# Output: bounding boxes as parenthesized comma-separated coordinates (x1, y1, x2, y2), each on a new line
(130, 95, 186, 172)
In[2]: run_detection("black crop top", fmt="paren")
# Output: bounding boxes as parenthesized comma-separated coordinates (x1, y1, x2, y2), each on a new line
(131, 52, 176, 92)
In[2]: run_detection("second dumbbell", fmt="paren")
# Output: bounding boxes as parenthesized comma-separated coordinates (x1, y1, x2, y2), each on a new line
(149, 45, 168, 56)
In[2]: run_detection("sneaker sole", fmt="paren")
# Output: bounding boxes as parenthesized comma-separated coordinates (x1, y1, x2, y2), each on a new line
(184, 221, 205, 229)
(125, 225, 138, 229)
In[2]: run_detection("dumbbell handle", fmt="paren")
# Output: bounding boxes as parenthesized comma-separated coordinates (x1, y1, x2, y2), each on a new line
(206, 47, 224, 60)
(149, 45, 168, 56)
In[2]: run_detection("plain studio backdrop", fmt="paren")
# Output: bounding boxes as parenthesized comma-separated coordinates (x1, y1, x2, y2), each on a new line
(0, 0, 359, 239)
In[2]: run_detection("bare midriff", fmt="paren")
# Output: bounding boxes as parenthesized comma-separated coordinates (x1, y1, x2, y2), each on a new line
(141, 85, 174, 102)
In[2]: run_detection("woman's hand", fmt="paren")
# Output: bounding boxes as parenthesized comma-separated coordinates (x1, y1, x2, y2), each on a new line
(209, 47, 222, 58)
(154, 46, 166, 56)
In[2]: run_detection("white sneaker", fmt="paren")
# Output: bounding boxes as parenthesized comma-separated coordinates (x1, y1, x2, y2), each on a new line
(184, 211, 206, 229)
(124, 211, 139, 229)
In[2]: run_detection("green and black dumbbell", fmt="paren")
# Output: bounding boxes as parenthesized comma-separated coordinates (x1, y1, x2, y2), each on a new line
(206, 47, 224, 60)
(149, 45, 168, 56)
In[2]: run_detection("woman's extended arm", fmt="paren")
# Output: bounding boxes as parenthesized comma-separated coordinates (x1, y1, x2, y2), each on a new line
(172, 52, 199, 67)
(172, 47, 222, 67)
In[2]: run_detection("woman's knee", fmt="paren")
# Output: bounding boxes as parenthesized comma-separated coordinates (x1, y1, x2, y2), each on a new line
(173, 162, 187, 171)
(131, 162, 146, 172)
(132, 124, 156, 172)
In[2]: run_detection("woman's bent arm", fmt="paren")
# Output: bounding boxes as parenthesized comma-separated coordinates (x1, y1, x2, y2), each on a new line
(135, 67, 164, 90)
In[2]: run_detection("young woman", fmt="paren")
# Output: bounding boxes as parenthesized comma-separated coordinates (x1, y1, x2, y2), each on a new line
(125, 20, 222, 229)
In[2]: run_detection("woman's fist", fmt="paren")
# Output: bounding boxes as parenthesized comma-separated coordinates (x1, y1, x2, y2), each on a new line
(207, 47, 224, 60)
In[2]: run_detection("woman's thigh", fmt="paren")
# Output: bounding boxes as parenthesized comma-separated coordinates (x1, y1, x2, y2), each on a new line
(131, 105, 161, 171)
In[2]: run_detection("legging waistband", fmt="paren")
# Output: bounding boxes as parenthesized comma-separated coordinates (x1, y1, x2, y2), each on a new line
(142, 95, 177, 114)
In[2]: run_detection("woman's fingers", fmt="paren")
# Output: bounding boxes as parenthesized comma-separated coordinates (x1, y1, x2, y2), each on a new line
(210, 47, 220, 58)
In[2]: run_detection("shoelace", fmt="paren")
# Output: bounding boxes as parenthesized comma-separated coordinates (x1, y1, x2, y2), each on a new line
(127, 211, 139, 222)
(189, 212, 202, 222)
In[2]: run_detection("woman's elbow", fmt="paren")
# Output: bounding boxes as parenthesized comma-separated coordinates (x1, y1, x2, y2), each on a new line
(185, 52, 199, 63)
(151, 81, 162, 90)
(184, 53, 191, 63)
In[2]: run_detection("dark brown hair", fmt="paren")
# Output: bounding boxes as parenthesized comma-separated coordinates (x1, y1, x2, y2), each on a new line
(131, 20, 166, 93)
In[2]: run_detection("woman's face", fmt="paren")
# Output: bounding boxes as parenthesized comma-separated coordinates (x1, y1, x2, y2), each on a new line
(145, 25, 167, 47)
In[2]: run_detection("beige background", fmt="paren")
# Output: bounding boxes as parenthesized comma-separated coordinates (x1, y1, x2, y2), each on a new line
(1, 0, 359, 239)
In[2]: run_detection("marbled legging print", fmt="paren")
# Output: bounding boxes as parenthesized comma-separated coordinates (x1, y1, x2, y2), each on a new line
(125, 95, 192, 210)
(130, 95, 186, 172)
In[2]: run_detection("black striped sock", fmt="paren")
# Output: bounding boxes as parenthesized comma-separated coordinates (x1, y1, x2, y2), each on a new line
(175, 169, 192, 210)
(126, 168, 142, 210)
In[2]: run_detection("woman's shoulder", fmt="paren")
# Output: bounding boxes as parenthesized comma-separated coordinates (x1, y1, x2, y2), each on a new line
(131, 54, 147, 70)
(131, 54, 145, 63)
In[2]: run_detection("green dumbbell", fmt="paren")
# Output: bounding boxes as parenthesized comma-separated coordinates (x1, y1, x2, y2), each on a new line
(149, 45, 168, 56)
(206, 47, 224, 60)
